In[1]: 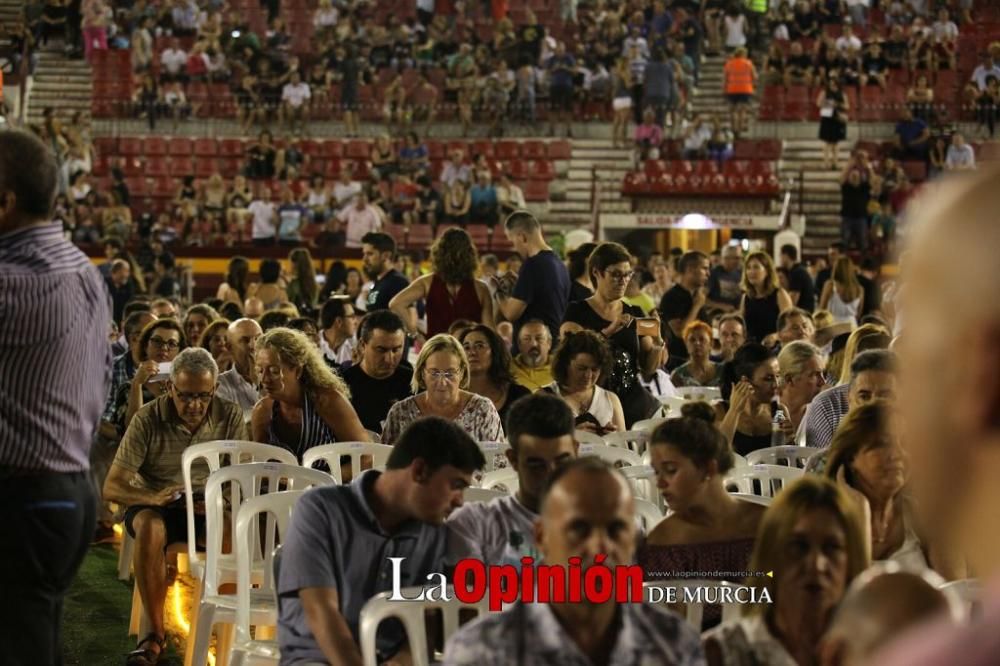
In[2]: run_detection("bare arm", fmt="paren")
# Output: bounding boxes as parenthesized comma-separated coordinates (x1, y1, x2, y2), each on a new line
(607, 392, 627, 433)
(315, 389, 369, 443)
(496, 294, 527, 322)
(475, 281, 496, 329)
(104, 463, 179, 508)
(819, 281, 833, 310)
(389, 275, 431, 335)
(776, 288, 794, 314)
(250, 397, 274, 443)
(299, 587, 365, 666)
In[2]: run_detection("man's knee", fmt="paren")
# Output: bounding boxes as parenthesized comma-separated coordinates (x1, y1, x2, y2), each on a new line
(132, 510, 167, 548)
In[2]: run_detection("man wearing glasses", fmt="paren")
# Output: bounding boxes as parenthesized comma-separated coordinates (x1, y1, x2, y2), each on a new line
(104, 348, 246, 664)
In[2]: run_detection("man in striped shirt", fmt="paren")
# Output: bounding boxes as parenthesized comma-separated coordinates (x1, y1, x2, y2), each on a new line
(0, 129, 113, 665)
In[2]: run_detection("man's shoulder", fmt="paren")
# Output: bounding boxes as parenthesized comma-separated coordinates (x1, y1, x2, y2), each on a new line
(444, 608, 518, 660)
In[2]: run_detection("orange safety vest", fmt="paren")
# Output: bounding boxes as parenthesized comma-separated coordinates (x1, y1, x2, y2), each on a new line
(724, 58, 755, 95)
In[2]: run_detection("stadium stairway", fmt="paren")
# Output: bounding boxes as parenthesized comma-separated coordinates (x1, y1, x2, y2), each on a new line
(689, 53, 759, 134)
(0, 0, 19, 29)
(778, 138, 843, 253)
(24, 50, 92, 127)
(548, 139, 634, 228)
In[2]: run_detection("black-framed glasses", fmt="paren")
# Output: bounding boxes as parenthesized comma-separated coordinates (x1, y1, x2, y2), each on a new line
(604, 270, 635, 283)
(174, 391, 215, 403)
(150, 336, 181, 350)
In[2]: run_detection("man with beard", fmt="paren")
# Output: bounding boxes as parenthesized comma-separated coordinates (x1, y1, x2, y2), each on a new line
(509, 319, 553, 392)
(342, 311, 413, 434)
(360, 232, 409, 313)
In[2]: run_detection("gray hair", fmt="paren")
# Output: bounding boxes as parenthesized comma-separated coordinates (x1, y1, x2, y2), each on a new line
(170, 347, 219, 382)
(778, 340, 823, 378)
(849, 350, 897, 385)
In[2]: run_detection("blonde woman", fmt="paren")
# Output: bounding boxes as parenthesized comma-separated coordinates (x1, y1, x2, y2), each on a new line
(777, 340, 827, 433)
(380, 334, 503, 446)
(286, 248, 319, 314)
(251, 328, 368, 460)
(611, 58, 634, 148)
(820, 256, 864, 325)
(739, 251, 793, 344)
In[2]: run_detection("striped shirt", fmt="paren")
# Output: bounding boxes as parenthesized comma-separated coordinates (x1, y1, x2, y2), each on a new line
(103, 351, 136, 423)
(800, 384, 850, 448)
(267, 392, 335, 461)
(0, 222, 112, 472)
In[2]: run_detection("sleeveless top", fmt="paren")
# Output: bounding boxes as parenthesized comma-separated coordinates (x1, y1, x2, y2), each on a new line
(425, 274, 482, 337)
(733, 429, 772, 457)
(544, 382, 615, 429)
(882, 509, 930, 573)
(828, 289, 861, 324)
(743, 289, 780, 343)
(267, 392, 335, 461)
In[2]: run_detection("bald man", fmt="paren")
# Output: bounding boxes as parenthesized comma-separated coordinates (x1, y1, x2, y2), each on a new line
(215, 318, 263, 419)
(244, 297, 265, 319)
(444, 458, 704, 665)
(874, 166, 998, 666)
(819, 569, 952, 666)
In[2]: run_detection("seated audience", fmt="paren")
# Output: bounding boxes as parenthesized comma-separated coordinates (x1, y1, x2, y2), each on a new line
(381, 334, 504, 446)
(670, 321, 721, 388)
(250, 328, 368, 459)
(198, 318, 232, 373)
(459, 325, 531, 426)
(215, 318, 263, 418)
(820, 256, 864, 325)
(778, 341, 828, 433)
(944, 132, 976, 171)
(774, 307, 817, 347)
(181, 303, 218, 348)
(121, 318, 187, 429)
(318, 297, 358, 368)
(509, 319, 554, 392)
(246, 258, 288, 310)
(544, 330, 627, 435)
(341, 311, 414, 434)
(718, 343, 793, 455)
(713, 313, 748, 363)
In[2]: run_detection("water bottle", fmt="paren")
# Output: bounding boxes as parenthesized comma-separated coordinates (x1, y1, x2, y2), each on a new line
(770, 399, 786, 447)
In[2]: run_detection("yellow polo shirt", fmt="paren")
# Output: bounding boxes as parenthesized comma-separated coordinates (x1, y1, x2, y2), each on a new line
(510, 357, 554, 393)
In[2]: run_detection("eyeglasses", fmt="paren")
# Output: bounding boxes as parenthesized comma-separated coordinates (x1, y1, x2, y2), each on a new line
(462, 341, 490, 352)
(174, 391, 214, 403)
(150, 336, 181, 350)
(604, 270, 635, 283)
(425, 369, 460, 383)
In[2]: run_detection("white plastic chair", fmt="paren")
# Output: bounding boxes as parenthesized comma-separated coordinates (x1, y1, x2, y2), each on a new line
(729, 493, 774, 507)
(365, 430, 382, 443)
(577, 443, 643, 467)
(228, 491, 307, 666)
(476, 440, 512, 473)
(463, 487, 507, 503)
(643, 579, 740, 629)
(746, 445, 822, 469)
(359, 586, 490, 666)
(939, 578, 981, 619)
(724, 464, 804, 498)
(480, 468, 518, 494)
(189, 463, 335, 666)
(677, 387, 722, 402)
(604, 430, 650, 456)
(659, 395, 689, 416)
(632, 417, 667, 432)
(634, 497, 664, 532)
(574, 429, 606, 447)
(301, 442, 394, 484)
(732, 453, 749, 468)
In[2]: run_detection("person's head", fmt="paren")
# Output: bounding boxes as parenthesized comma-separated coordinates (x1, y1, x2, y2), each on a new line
(385, 417, 486, 524)
(109, 258, 131, 288)
(259, 258, 281, 284)
(847, 350, 898, 410)
(504, 393, 578, 510)
(0, 130, 59, 234)
(104, 236, 124, 259)
(536, 458, 637, 572)
(286, 317, 318, 343)
(517, 319, 553, 368)
(722, 342, 779, 404)
(319, 297, 358, 339)
(779, 340, 827, 404)
(226, 318, 263, 371)
(430, 227, 479, 285)
(567, 242, 598, 283)
(123, 310, 157, 353)
(361, 231, 396, 279)
(196, 317, 229, 360)
(138, 318, 186, 363)
(479, 253, 499, 278)
(777, 307, 816, 345)
(243, 297, 265, 319)
(717, 314, 747, 361)
(721, 244, 743, 273)
(552, 330, 611, 393)
(458, 325, 512, 387)
(745, 476, 868, 621)
(683, 320, 713, 363)
(255, 327, 350, 401)
(150, 298, 178, 320)
(649, 402, 732, 512)
(259, 310, 291, 332)
(838, 324, 892, 385)
(827, 242, 845, 266)
(168, 347, 219, 430)
(344, 268, 362, 292)
(826, 402, 904, 503)
(182, 303, 219, 347)
(742, 251, 779, 296)
(679, 250, 711, 288)
(779, 244, 799, 269)
(588, 242, 633, 303)
(504, 210, 542, 257)
(357, 310, 406, 379)
(412, 333, 470, 397)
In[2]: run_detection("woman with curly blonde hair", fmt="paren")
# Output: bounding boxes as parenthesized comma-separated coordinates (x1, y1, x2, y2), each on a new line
(389, 227, 494, 337)
(250, 327, 368, 459)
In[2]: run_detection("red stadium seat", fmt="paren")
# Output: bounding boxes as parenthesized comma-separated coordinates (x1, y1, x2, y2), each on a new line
(193, 138, 217, 157)
(322, 140, 344, 159)
(152, 177, 177, 198)
(427, 141, 445, 160)
(119, 138, 143, 156)
(495, 141, 520, 160)
(219, 139, 245, 157)
(346, 140, 371, 160)
(472, 140, 494, 158)
(523, 180, 550, 201)
(168, 137, 193, 156)
(144, 137, 168, 156)
(522, 140, 546, 159)
(218, 157, 242, 178)
(548, 140, 572, 160)
(145, 157, 170, 178)
(508, 160, 529, 180)
(530, 160, 555, 181)
(172, 157, 195, 176)
(194, 159, 217, 178)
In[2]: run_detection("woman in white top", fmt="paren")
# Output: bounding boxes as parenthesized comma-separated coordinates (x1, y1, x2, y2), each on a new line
(820, 256, 864, 324)
(544, 330, 626, 435)
(723, 6, 748, 50)
(824, 402, 965, 579)
(703, 476, 870, 666)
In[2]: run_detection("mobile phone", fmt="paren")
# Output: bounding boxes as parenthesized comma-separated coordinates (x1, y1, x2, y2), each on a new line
(636, 318, 660, 337)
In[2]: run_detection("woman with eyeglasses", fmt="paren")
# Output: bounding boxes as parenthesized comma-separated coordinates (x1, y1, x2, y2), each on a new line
(123, 319, 187, 428)
(458, 325, 531, 426)
(250, 327, 368, 460)
(718, 343, 794, 456)
(381, 334, 503, 446)
(544, 330, 626, 435)
(778, 340, 828, 433)
(559, 242, 664, 427)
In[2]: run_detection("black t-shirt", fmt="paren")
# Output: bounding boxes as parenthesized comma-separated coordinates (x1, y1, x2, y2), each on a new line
(518, 24, 544, 63)
(569, 281, 593, 303)
(787, 263, 816, 313)
(858, 274, 881, 317)
(815, 267, 832, 297)
(366, 269, 409, 312)
(658, 284, 695, 363)
(511, 250, 570, 344)
(788, 54, 812, 72)
(563, 300, 644, 373)
(863, 53, 887, 74)
(841, 181, 871, 218)
(342, 363, 413, 433)
(247, 145, 277, 179)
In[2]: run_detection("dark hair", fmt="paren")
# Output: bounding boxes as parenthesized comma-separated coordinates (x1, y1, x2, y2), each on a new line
(587, 242, 631, 283)
(430, 227, 479, 284)
(551, 330, 612, 387)
(319, 297, 353, 329)
(259, 258, 281, 284)
(157, 252, 176, 271)
(324, 261, 348, 294)
(567, 242, 598, 281)
(504, 210, 540, 233)
(287, 316, 318, 333)
(123, 311, 153, 340)
(650, 402, 734, 473)
(849, 350, 897, 383)
(717, 313, 746, 332)
(137, 318, 187, 361)
(105, 237, 125, 251)
(825, 402, 895, 487)
(776, 307, 813, 332)
(359, 309, 406, 343)
(219, 301, 243, 321)
(361, 231, 396, 255)
(678, 250, 708, 274)
(506, 393, 575, 453)
(458, 324, 512, 387)
(386, 416, 487, 473)
(721, 343, 775, 401)
(780, 244, 798, 261)
(123, 299, 151, 320)
(830, 241, 847, 253)
(0, 130, 59, 218)
(259, 310, 291, 331)
(542, 457, 626, 506)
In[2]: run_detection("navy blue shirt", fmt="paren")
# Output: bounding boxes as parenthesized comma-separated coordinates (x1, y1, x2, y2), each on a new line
(546, 54, 576, 89)
(511, 249, 570, 345)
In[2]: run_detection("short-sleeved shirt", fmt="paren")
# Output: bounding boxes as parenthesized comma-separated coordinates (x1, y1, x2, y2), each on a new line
(366, 269, 410, 312)
(787, 263, 816, 312)
(659, 284, 696, 362)
(509, 357, 553, 393)
(896, 118, 928, 146)
(511, 250, 571, 344)
(342, 364, 413, 433)
(339, 204, 382, 249)
(277, 470, 449, 663)
(546, 54, 577, 89)
(277, 203, 308, 240)
(112, 395, 247, 492)
(447, 494, 539, 567)
(281, 82, 311, 107)
(215, 367, 261, 419)
(248, 200, 276, 240)
(381, 394, 504, 447)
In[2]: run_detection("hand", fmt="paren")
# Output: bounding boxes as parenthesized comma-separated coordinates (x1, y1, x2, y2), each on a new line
(761, 333, 779, 348)
(602, 421, 620, 434)
(778, 403, 796, 439)
(693, 288, 707, 309)
(604, 312, 635, 337)
(729, 380, 756, 417)
(134, 360, 160, 385)
(153, 486, 184, 506)
(576, 421, 601, 434)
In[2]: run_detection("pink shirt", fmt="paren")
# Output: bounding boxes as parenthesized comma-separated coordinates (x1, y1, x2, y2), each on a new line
(338, 204, 382, 248)
(635, 123, 663, 146)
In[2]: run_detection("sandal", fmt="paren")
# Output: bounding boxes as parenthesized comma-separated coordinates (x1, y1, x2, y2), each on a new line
(126, 632, 165, 666)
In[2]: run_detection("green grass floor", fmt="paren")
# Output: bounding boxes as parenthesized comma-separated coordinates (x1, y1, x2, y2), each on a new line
(62, 543, 195, 666)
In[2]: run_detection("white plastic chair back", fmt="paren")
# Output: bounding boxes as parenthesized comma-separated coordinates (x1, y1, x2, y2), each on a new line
(480, 468, 519, 494)
(604, 430, 650, 456)
(732, 453, 749, 468)
(365, 430, 382, 443)
(643, 579, 739, 629)
(476, 440, 512, 473)
(677, 387, 721, 402)
(574, 429, 606, 447)
(632, 417, 667, 432)
(939, 578, 981, 619)
(724, 464, 804, 498)
(746, 445, 822, 469)
(619, 464, 662, 508)
(659, 395, 689, 416)
(634, 497, 664, 532)
(577, 442, 643, 467)
(182, 440, 298, 579)
(302, 442, 394, 483)
(729, 493, 774, 507)
(463, 487, 507, 503)
(359, 586, 490, 666)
